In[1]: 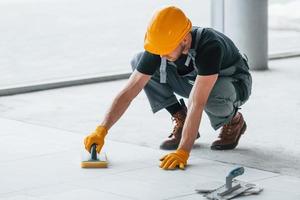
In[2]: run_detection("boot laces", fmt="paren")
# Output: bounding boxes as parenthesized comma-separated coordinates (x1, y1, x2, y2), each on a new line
(168, 112, 185, 138)
(219, 113, 240, 138)
(220, 124, 233, 137)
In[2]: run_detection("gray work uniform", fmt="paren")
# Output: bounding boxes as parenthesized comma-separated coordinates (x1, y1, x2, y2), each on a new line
(130, 28, 252, 130)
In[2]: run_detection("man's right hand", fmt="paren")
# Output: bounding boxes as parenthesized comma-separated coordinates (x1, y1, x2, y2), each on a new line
(84, 126, 108, 153)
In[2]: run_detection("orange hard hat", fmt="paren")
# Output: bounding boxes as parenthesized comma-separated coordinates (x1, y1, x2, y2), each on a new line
(144, 6, 192, 55)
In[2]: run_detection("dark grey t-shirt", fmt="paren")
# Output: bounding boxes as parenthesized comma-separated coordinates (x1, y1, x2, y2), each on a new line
(136, 27, 241, 76)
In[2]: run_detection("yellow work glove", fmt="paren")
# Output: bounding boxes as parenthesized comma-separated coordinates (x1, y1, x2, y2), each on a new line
(160, 149, 189, 170)
(84, 126, 108, 153)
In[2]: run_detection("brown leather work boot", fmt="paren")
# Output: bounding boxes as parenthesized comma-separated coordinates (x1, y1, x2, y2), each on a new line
(160, 99, 200, 150)
(211, 112, 247, 150)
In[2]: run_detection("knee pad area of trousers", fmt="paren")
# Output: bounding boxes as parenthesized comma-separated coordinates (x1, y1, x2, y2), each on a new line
(205, 97, 233, 117)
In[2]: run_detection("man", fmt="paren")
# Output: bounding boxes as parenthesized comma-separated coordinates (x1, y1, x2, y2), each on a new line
(84, 6, 252, 170)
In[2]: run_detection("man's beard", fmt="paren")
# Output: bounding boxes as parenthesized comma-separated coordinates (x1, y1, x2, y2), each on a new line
(179, 43, 186, 55)
(168, 43, 186, 61)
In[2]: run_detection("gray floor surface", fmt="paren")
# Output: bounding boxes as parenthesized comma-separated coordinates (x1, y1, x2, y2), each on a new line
(0, 57, 300, 199)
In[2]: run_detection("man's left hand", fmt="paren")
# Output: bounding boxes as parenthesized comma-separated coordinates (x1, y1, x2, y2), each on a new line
(160, 149, 189, 170)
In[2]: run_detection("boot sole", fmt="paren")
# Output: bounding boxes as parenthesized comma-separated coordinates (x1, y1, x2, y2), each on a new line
(211, 122, 247, 150)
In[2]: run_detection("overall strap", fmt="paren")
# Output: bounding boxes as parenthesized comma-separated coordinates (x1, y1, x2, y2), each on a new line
(159, 57, 167, 83)
(184, 27, 204, 69)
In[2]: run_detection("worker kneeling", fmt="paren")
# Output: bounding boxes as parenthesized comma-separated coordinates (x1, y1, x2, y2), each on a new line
(84, 6, 252, 170)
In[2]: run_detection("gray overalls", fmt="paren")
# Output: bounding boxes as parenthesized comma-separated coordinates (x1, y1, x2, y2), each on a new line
(131, 27, 252, 130)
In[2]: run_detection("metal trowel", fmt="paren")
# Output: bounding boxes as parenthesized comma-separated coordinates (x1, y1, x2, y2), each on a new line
(196, 167, 263, 200)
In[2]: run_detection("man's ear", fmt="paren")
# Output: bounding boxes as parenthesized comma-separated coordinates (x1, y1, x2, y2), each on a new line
(183, 35, 188, 43)
(183, 33, 191, 44)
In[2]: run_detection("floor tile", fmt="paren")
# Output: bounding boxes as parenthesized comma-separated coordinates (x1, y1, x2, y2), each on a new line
(37, 188, 134, 200)
(255, 175, 300, 195)
(0, 139, 159, 195)
(0, 195, 42, 200)
(182, 157, 278, 182)
(72, 173, 199, 200)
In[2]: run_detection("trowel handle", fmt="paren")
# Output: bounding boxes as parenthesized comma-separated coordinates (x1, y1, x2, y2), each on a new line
(91, 144, 98, 160)
(226, 167, 244, 189)
(228, 167, 244, 179)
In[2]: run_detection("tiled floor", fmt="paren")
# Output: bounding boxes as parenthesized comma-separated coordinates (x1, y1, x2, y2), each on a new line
(0, 116, 300, 199)
(1, 57, 300, 178)
(1, 46, 300, 200)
